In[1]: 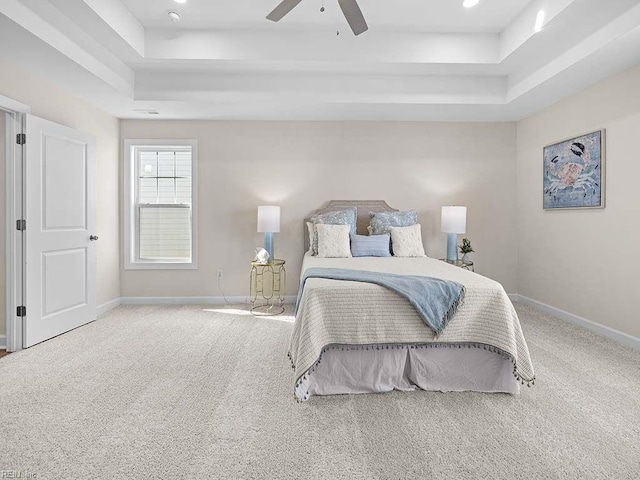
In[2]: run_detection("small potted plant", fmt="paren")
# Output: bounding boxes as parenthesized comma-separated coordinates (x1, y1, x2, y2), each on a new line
(459, 238, 474, 264)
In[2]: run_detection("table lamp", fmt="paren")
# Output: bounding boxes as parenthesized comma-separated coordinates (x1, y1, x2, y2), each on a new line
(441, 206, 467, 262)
(257, 206, 280, 262)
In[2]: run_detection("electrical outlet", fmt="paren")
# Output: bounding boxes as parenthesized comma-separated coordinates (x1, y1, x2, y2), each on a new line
(217, 270, 224, 281)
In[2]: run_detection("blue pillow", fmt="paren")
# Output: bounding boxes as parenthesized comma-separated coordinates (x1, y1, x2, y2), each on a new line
(369, 210, 418, 235)
(350, 233, 391, 257)
(310, 208, 357, 255)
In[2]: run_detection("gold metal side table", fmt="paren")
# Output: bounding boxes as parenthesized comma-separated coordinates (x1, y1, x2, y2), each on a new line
(250, 259, 286, 315)
(440, 258, 475, 272)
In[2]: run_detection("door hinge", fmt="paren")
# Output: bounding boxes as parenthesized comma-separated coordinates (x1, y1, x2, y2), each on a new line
(16, 133, 26, 145)
(17, 306, 26, 317)
(16, 219, 26, 231)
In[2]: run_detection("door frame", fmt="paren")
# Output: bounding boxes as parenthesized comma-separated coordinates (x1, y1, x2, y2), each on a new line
(2, 94, 30, 352)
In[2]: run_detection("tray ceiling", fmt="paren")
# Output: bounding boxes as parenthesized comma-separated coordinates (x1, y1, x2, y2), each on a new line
(1, 0, 639, 121)
(120, 0, 532, 32)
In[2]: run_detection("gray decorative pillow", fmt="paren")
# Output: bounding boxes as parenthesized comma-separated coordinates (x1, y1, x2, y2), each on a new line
(369, 210, 418, 255)
(369, 210, 418, 235)
(310, 208, 357, 255)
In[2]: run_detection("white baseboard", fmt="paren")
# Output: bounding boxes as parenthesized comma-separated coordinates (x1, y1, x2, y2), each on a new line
(120, 295, 297, 306)
(514, 294, 639, 350)
(0, 335, 6, 349)
(97, 298, 122, 316)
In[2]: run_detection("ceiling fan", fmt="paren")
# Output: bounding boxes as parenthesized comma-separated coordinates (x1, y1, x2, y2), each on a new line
(267, 0, 369, 36)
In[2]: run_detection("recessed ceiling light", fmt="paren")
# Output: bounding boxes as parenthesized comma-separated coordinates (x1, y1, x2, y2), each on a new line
(168, 11, 181, 23)
(174, 0, 187, 4)
(534, 10, 545, 32)
(463, 0, 480, 8)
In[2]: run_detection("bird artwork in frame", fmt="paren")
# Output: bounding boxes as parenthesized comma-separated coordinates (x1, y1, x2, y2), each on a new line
(543, 130, 605, 210)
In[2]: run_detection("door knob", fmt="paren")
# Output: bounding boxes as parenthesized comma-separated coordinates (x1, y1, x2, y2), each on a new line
(90, 235, 99, 241)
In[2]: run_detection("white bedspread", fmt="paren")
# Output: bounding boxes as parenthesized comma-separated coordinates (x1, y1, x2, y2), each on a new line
(290, 255, 535, 400)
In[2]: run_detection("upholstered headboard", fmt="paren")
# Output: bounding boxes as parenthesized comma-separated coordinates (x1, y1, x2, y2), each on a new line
(303, 200, 399, 251)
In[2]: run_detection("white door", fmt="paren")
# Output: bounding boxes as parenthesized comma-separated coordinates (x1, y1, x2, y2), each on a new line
(23, 114, 96, 347)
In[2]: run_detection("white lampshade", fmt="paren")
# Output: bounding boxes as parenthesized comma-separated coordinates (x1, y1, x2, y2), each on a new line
(257, 206, 281, 233)
(441, 206, 467, 234)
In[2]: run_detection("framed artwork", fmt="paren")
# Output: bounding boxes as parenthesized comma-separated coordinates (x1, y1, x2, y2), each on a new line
(543, 129, 605, 210)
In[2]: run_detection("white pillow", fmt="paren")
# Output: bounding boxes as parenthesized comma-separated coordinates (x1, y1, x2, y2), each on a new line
(389, 224, 426, 257)
(316, 224, 352, 258)
(306, 222, 314, 253)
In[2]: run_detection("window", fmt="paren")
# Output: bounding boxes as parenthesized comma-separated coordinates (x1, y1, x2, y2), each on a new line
(124, 140, 197, 269)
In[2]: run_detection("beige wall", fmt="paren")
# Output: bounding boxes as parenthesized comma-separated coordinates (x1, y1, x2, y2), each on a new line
(1, 54, 636, 342)
(0, 60, 120, 338)
(120, 121, 518, 298)
(517, 65, 640, 338)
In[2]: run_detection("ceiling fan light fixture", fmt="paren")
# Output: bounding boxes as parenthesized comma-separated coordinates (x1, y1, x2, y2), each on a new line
(267, 0, 367, 36)
(463, 0, 480, 8)
(168, 11, 182, 23)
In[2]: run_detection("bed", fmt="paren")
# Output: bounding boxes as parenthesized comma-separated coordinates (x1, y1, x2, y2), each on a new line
(289, 200, 535, 401)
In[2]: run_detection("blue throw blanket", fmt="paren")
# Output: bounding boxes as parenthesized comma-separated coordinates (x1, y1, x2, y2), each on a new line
(296, 268, 465, 334)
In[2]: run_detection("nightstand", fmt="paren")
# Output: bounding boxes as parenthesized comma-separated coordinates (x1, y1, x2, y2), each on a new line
(250, 259, 286, 315)
(440, 258, 475, 272)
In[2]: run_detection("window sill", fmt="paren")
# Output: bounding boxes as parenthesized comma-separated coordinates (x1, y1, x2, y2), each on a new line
(124, 261, 198, 271)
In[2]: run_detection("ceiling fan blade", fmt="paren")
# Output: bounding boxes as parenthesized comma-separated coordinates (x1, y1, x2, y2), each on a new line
(267, 0, 303, 22)
(338, 0, 368, 35)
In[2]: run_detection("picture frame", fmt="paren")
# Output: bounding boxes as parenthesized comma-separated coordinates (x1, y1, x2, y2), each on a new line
(543, 129, 605, 210)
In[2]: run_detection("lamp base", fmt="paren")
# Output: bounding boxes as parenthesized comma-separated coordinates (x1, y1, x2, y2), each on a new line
(264, 232, 274, 263)
(446, 233, 458, 262)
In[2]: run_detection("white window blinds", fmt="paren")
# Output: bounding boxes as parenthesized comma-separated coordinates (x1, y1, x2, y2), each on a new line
(136, 148, 193, 262)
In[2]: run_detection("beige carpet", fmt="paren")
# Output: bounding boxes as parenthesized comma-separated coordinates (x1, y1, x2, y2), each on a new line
(0, 303, 638, 480)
